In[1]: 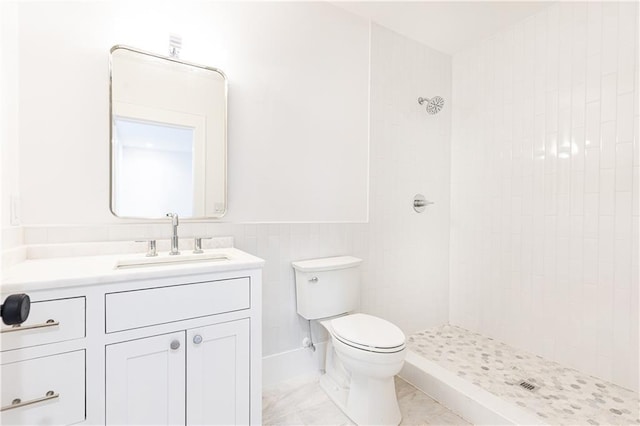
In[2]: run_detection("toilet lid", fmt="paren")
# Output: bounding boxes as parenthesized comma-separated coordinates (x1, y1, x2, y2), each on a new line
(331, 313, 405, 351)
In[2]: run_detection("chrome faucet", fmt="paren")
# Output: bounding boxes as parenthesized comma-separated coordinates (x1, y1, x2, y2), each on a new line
(166, 213, 180, 255)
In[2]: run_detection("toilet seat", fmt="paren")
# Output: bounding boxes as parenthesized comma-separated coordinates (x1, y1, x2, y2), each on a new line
(330, 313, 406, 353)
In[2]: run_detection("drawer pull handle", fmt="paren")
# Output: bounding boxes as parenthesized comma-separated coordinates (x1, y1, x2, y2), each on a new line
(1, 390, 59, 411)
(0, 319, 59, 334)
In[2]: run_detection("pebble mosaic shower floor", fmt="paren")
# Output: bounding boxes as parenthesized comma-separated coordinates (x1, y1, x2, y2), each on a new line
(408, 325, 639, 425)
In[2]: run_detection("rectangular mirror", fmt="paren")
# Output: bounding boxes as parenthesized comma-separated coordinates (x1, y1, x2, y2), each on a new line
(110, 45, 227, 219)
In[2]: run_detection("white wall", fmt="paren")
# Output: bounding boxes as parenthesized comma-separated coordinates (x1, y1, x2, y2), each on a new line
(363, 24, 451, 333)
(450, 2, 639, 391)
(15, 1, 369, 225)
(5, 2, 453, 362)
(1, 3, 19, 230)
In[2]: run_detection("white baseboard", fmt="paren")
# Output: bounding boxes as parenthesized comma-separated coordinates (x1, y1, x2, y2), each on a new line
(263, 341, 327, 388)
(399, 351, 545, 426)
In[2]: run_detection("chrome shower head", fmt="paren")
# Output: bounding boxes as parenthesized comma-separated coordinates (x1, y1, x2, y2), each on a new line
(418, 96, 445, 115)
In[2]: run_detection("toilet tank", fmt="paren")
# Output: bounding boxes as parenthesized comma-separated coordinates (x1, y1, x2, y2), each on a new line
(291, 256, 363, 320)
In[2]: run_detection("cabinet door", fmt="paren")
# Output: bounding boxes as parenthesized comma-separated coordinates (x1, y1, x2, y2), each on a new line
(106, 331, 185, 425)
(187, 319, 250, 425)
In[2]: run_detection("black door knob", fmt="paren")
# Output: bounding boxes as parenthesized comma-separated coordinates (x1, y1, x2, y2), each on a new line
(1, 294, 31, 325)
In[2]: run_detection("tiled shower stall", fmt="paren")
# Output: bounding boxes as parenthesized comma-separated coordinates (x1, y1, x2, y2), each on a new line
(450, 1, 638, 392)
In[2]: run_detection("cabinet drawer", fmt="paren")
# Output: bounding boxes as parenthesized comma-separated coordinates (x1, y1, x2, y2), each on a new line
(0, 297, 85, 352)
(0, 350, 85, 425)
(105, 277, 250, 333)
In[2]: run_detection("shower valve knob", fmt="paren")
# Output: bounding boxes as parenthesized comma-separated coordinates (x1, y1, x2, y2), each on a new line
(414, 200, 435, 208)
(413, 194, 435, 213)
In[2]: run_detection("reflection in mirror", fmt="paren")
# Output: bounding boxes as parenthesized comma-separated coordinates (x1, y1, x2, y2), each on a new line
(110, 45, 227, 219)
(113, 118, 195, 217)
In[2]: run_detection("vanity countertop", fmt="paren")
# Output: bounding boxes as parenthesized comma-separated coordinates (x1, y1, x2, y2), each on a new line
(1, 247, 264, 293)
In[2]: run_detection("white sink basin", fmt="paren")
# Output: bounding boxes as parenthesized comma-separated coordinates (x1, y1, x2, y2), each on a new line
(115, 253, 230, 269)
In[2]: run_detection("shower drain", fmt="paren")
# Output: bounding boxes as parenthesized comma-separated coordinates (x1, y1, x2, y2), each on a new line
(518, 380, 537, 391)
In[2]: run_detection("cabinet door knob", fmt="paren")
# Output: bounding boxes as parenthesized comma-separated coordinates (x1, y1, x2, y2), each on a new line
(193, 334, 203, 344)
(170, 339, 180, 350)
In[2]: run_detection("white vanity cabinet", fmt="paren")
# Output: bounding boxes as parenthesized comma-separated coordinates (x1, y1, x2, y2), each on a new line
(103, 276, 253, 425)
(105, 318, 250, 425)
(106, 318, 250, 425)
(1, 248, 263, 426)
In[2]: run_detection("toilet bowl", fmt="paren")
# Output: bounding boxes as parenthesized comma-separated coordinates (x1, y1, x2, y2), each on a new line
(292, 256, 406, 425)
(320, 313, 406, 425)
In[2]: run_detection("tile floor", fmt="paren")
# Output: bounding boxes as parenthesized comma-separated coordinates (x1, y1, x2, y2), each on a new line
(408, 325, 640, 426)
(263, 374, 469, 425)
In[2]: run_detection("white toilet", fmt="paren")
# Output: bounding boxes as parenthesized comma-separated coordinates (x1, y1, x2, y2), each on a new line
(292, 256, 406, 426)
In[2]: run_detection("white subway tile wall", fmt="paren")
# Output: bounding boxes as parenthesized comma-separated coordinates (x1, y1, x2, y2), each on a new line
(16, 219, 436, 357)
(451, 2, 639, 391)
(365, 24, 451, 334)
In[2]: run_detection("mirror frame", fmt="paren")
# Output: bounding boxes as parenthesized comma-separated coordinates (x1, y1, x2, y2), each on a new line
(109, 45, 228, 220)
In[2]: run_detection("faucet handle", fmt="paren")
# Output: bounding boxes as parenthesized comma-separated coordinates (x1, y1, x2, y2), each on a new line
(135, 240, 157, 257)
(193, 237, 212, 254)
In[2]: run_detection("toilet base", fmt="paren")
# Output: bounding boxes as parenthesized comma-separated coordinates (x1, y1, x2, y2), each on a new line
(346, 374, 402, 425)
(319, 339, 402, 426)
(319, 369, 402, 426)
